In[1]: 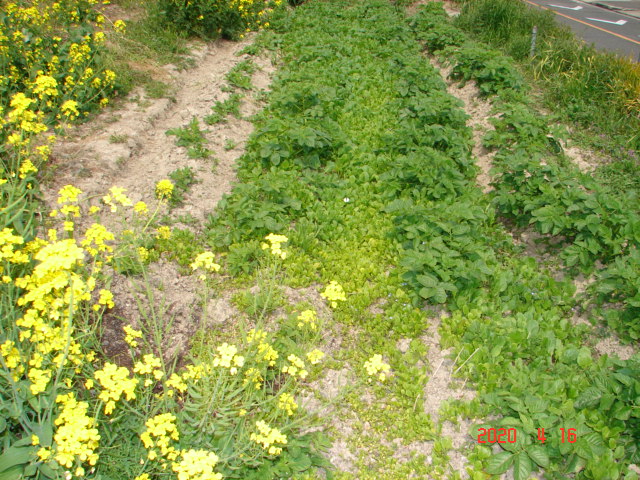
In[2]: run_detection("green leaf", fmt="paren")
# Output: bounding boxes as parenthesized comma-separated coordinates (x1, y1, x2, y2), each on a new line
(0, 465, 24, 480)
(485, 451, 514, 475)
(513, 452, 533, 480)
(526, 445, 549, 468)
(0, 447, 33, 473)
(577, 347, 592, 368)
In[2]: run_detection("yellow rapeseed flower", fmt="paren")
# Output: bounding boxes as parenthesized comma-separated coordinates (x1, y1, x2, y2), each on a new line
(250, 420, 287, 456)
(320, 281, 346, 308)
(364, 354, 391, 382)
(155, 179, 174, 200)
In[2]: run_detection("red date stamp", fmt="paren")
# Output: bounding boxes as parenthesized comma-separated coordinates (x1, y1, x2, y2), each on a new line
(477, 427, 577, 444)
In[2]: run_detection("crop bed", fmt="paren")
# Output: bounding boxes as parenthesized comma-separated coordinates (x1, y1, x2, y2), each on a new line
(1, 0, 639, 479)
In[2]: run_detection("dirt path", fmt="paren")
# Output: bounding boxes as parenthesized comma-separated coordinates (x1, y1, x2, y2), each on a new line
(48, 36, 271, 224)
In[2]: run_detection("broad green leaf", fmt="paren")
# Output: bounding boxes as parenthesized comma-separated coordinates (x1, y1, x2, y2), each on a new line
(513, 452, 533, 480)
(526, 445, 550, 468)
(577, 347, 592, 368)
(0, 446, 33, 473)
(485, 451, 514, 475)
(0, 465, 24, 480)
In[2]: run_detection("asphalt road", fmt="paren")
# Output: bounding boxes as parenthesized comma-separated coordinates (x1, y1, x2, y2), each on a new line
(524, 0, 640, 60)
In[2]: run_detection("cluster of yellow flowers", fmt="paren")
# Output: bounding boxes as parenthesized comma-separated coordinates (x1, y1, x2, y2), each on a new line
(48, 392, 100, 472)
(250, 420, 288, 456)
(141, 413, 223, 478)
(306, 348, 325, 365)
(94, 362, 139, 414)
(190, 251, 221, 280)
(134, 353, 165, 386)
(212, 342, 245, 375)
(297, 309, 318, 330)
(320, 281, 347, 308)
(277, 392, 298, 416)
(282, 354, 308, 379)
(261, 233, 288, 260)
(364, 354, 391, 382)
(155, 179, 175, 200)
(1, 0, 121, 185)
(124, 324, 144, 348)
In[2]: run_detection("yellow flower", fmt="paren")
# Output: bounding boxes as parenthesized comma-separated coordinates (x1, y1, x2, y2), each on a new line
(113, 19, 126, 33)
(31, 434, 40, 446)
(53, 393, 100, 468)
(212, 343, 244, 375)
(137, 247, 149, 262)
(134, 354, 164, 385)
(250, 421, 287, 456)
(281, 354, 308, 379)
(155, 179, 174, 200)
(243, 367, 263, 389)
(190, 252, 220, 280)
(155, 226, 171, 239)
(19, 159, 38, 179)
(277, 393, 298, 416)
(172, 449, 222, 480)
(32, 75, 58, 97)
(261, 233, 288, 260)
(140, 413, 179, 458)
(96, 289, 115, 310)
(133, 201, 148, 214)
(94, 362, 138, 414)
(61, 100, 79, 119)
(257, 341, 278, 366)
(364, 354, 391, 382)
(123, 325, 143, 348)
(306, 348, 325, 365)
(58, 185, 82, 204)
(297, 309, 317, 330)
(320, 281, 346, 308)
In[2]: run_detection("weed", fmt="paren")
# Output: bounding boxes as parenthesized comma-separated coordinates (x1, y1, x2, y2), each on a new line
(226, 59, 258, 90)
(109, 134, 129, 144)
(204, 93, 243, 125)
(166, 117, 213, 159)
(167, 166, 200, 207)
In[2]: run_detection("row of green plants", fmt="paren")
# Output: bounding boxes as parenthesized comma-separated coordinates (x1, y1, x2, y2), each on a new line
(408, 3, 639, 478)
(412, 1, 640, 341)
(1, 1, 333, 480)
(453, 0, 640, 159)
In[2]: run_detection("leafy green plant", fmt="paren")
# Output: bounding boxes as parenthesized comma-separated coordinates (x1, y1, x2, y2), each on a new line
(166, 117, 212, 159)
(168, 166, 200, 207)
(226, 60, 258, 90)
(204, 93, 243, 125)
(156, 0, 281, 40)
(442, 43, 524, 95)
(593, 247, 640, 340)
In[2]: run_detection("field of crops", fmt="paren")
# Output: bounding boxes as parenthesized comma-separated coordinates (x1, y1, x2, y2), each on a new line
(1, 0, 639, 479)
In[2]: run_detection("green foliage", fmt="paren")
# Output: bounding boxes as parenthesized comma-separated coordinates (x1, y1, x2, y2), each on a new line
(454, 0, 561, 60)
(205, 93, 243, 125)
(156, 0, 280, 40)
(154, 228, 204, 268)
(168, 166, 200, 207)
(226, 59, 258, 90)
(454, 0, 640, 152)
(166, 117, 212, 159)
(441, 44, 524, 96)
(594, 248, 640, 340)
(200, 1, 640, 478)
